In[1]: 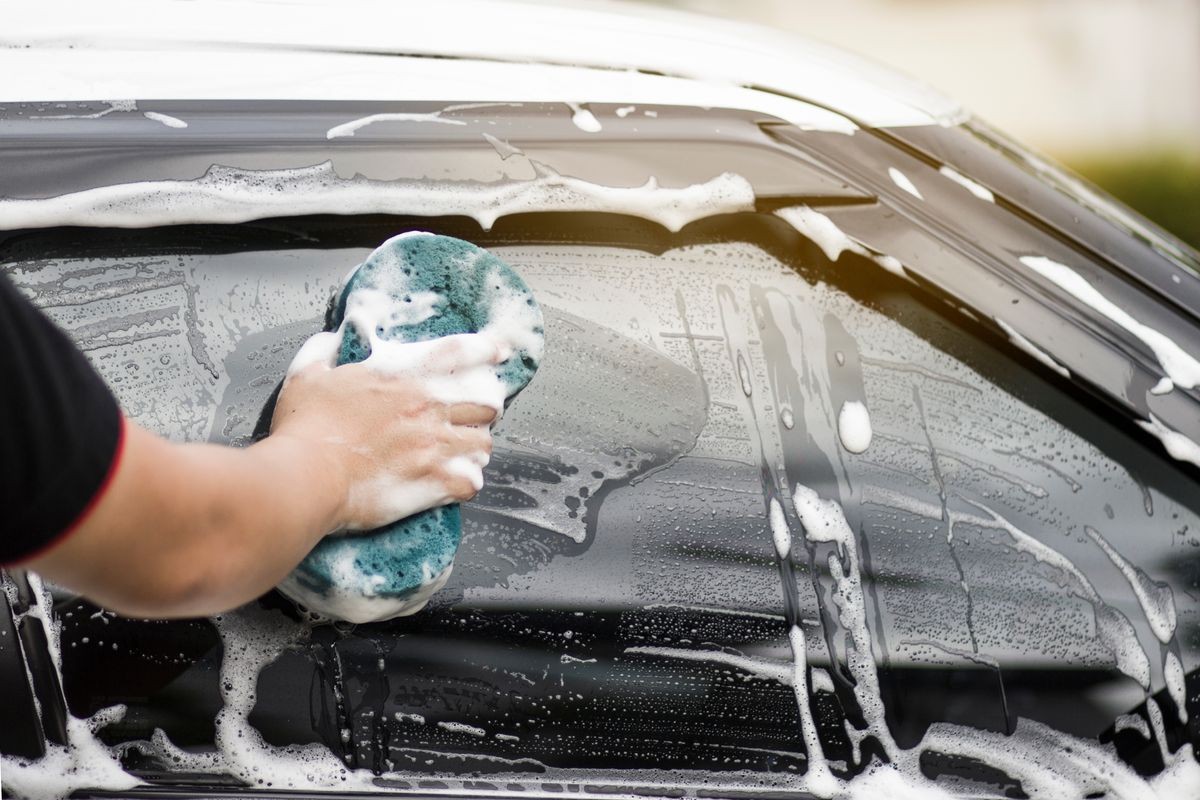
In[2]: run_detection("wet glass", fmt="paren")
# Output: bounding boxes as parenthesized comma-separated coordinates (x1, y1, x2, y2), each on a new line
(4, 218, 1196, 795)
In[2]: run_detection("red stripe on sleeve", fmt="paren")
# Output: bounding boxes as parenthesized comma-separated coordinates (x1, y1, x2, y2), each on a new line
(9, 415, 129, 567)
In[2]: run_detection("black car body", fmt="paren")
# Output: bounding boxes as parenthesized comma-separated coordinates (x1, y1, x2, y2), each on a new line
(2, 2, 1199, 798)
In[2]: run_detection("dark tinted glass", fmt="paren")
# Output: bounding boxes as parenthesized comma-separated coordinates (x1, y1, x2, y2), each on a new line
(3, 205, 1197, 797)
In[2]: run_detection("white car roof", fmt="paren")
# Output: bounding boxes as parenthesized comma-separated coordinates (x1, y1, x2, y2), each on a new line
(0, 0, 965, 131)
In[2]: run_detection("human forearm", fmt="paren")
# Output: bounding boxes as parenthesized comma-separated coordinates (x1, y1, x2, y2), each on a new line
(151, 432, 350, 615)
(30, 423, 346, 618)
(27, 333, 501, 619)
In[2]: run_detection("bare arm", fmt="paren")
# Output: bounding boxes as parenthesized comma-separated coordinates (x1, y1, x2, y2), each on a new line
(27, 334, 502, 618)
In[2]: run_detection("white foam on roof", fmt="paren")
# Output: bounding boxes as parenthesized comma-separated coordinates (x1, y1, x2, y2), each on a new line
(995, 317, 1071, 378)
(887, 167, 923, 200)
(775, 206, 910, 280)
(0, 0, 962, 129)
(326, 111, 465, 140)
(0, 160, 755, 233)
(1019, 255, 1200, 390)
(1137, 413, 1200, 469)
(938, 165, 995, 203)
(566, 102, 602, 133)
(142, 111, 187, 129)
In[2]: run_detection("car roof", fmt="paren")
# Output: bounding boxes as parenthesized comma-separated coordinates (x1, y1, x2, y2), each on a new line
(1, 0, 964, 130)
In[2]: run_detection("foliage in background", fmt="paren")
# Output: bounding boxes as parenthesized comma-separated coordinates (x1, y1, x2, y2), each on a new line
(1067, 151, 1200, 252)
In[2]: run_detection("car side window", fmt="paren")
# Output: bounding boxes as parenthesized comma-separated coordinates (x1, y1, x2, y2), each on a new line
(4, 227, 1197, 795)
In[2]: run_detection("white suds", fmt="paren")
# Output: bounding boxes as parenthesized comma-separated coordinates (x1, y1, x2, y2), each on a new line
(837, 400, 872, 453)
(326, 111, 466, 139)
(566, 102, 602, 133)
(0, 575, 140, 799)
(774, 206, 909, 279)
(995, 317, 1071, 378)
(776, 206, 859, 263)
(938, 166, 994, 202)
(0, 161, 754, 234)
(437, 721, 488, 737)
(780, 405, 795, 429)
(481, 132, 523, 160)
(1165, 651, 1188, 724)
(888, 167, 923, 200)
(146, 607, 382, 790)
(1137, 413, 1200, 469)
(1084, 526, 1177, 644)
(31, 99, 136, 120)
(791, 484, 898, 760)
(1151, 377, 1175, 395)
(142, 111, 187, 128)
(768, 498, 791, 559)
(841, 767, 956, 800)
(809, 667, 835, 694)
(961, 499, 1152, 689)
(787, 625, 839, 798)
(278, 549, 453, 625)
(615, 105, 636, 118)
(1114, 713, 1152, 740)
(1019, 255, 1200, 390)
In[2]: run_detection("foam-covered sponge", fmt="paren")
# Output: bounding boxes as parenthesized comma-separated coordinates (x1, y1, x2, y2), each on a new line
(277, 232, 543, 623)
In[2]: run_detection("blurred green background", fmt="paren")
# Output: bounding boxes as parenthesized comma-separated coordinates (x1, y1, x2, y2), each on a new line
(638, 0, 1200, 251)
(1067, 151, 1200, 250)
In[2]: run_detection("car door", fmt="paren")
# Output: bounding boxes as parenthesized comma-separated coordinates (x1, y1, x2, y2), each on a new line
(2, 100, 1198, 799)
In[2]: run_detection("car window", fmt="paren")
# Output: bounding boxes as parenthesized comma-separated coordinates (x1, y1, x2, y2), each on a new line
(3, 216, 1197, 797)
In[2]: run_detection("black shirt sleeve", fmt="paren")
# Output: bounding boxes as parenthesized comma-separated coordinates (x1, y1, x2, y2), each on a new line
(1, 271, 124, 565)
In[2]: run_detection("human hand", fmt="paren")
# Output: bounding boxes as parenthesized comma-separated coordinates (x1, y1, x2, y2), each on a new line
(270, 331, 507, 531)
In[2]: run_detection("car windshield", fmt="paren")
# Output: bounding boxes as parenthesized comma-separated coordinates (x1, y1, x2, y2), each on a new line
(3, 203, 1198, 798)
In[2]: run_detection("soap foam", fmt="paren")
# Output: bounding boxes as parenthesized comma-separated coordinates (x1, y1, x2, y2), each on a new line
(566, 102, 602, 133)
(278, 561, 453, 624)
(995, 317, 1071, 379)
(836, 400, 872, 454)
(961, 498, 1151, 689)
(30, 99, 136, 120)
(1084, 526, 1177, 644)
(774, 206, 910, 280)
(0, 161, 755, 234)
(1019, 255, 1200, 390)
(768, 498, 791, 559)
(1136, 413, 1200, 469)
(791, 484, 898, 761)
(326, 110, 466, 139)
(887, 167, 923, 200)
(0, 575, 140, 800)
(786, 625, 838, 798)
(938, 165, 995, 203)
(142, 111, 187, 129)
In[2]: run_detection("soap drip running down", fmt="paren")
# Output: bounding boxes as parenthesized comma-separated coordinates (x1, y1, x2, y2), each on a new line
(277, 233, 544, 623)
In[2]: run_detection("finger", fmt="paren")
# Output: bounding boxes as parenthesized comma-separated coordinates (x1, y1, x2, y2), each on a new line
(449, 427, 493, 465)
(424, 367, 507, 413)
(448, 403, 499, 426)
(445, 475, 482, 503)
(441, 457, 485, 499)
(426, 333, 505, 372)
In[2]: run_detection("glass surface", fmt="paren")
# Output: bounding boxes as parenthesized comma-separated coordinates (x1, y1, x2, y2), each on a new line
(5, 218, 1197, 795)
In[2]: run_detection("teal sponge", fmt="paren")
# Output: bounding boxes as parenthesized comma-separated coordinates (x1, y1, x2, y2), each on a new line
(277, 233, 543, 623)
